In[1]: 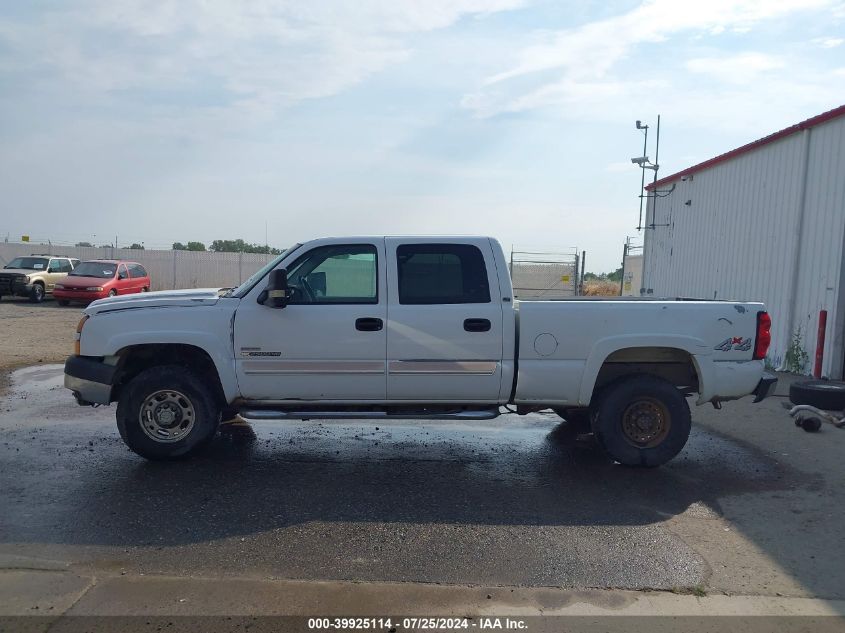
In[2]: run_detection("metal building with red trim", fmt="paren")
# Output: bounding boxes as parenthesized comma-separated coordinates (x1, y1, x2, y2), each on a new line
(640, 105, 845, 379)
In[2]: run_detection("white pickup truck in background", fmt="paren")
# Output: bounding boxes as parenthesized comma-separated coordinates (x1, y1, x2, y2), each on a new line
(64, 236, 776, 466)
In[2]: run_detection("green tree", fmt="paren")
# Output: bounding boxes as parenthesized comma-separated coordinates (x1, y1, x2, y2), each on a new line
(606, 267, 623, 283)
(583, 267, 623, 282)
(172, 242, 187, 250)
(209, 239, 280, 254)
(75, 241, 93, 247)
(186, 241, 206, 251)
(125, 243, 145, 250)
(210, 239, 247, 253)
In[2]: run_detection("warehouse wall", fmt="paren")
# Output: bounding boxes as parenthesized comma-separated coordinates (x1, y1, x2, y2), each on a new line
(642, 115, 845, 378)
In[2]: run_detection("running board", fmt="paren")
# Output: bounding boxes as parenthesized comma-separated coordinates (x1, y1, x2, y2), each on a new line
(238, 409, 500, 421)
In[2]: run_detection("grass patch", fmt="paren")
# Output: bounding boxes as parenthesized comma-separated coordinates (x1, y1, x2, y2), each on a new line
(671, 585, 708, 597)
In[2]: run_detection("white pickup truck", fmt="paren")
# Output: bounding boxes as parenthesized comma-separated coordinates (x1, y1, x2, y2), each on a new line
(64, 236, 776, 466)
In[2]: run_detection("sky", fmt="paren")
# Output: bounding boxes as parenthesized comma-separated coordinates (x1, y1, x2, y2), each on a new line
(1, 0, 843, 272)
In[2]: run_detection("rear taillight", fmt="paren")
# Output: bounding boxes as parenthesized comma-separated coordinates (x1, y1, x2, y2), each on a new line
(753, 311, 771, 360)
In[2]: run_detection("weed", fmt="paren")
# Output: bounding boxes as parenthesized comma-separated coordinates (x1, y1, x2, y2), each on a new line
(784, 326, 809, 374)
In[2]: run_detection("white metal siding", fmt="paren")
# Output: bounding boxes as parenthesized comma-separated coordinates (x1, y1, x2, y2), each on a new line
(642, 115, 845, 378)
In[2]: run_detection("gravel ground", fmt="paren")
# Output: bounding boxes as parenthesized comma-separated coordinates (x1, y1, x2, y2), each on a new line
(0, 297, 83, 392)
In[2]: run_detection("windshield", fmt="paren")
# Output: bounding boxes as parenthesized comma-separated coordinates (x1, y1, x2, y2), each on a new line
(69, 262, 117, 278)
(228, 245, 300, 298)
(4, 257, 49, 270)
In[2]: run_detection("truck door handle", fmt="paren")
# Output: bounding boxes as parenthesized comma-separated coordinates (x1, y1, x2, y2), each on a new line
(355, 317, 383, 332)
(464, 318, 491, 332)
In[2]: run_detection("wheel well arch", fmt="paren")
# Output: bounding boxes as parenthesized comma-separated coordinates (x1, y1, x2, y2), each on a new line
(589, 346, 700, 403)
(112, 343, 226, 405)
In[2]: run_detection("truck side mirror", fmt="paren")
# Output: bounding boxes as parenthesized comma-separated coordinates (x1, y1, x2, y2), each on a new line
(260, 268, 290, 308)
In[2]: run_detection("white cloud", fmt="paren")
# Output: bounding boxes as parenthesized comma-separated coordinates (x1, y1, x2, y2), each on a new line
(811, 36, 844, 47)
(685, 52, 784, 84)
(0, 0, 526, 115)
(462, 0, 833, 117)
(606, 161, 637, 173)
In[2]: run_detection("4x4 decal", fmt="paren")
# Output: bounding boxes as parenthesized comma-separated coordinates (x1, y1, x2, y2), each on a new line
(715, 336, 752, 352)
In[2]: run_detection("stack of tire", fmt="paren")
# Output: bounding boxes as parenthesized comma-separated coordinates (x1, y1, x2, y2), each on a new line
(789, 380, 845, 432)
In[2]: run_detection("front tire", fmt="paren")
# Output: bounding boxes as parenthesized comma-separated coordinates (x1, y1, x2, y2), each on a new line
(592, 375, 691, 467)
(29, 283, 45, 303)
(116, 366, 220, 460)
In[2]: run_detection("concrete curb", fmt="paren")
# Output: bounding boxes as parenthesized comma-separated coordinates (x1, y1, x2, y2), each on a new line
(2, 570, 843, 617)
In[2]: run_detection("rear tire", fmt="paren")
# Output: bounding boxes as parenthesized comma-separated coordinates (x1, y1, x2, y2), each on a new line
(116, 365, 220, 460)
(592, 375, 691, 467)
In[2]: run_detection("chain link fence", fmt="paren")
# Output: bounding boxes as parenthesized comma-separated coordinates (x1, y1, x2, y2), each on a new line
(509, 249, 580, 300)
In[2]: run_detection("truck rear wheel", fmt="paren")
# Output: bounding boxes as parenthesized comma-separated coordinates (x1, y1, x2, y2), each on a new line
(116, 365, 221, 460)
(592, 375, 691, 467)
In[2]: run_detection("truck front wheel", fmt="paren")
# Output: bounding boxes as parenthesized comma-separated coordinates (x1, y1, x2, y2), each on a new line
(592, 375, 691, 467)
(29, 282, 45, 303)
(116, 365, 221, 460)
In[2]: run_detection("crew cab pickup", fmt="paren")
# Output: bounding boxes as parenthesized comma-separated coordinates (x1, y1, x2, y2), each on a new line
(64, 236, 776, 466)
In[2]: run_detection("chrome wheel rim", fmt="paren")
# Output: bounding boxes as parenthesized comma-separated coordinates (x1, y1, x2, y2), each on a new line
(139, 390, 196, 443)
(621, 397, 671, 447)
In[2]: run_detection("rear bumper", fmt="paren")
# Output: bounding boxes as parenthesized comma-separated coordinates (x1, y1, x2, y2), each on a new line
(64, 355, 117, 405)
(752, 372, 778, 403)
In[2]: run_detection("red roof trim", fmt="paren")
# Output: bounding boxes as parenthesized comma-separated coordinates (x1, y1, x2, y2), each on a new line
(645, 104, 845, 190)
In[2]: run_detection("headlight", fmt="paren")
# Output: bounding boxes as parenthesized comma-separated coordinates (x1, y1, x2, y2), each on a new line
(85, 286, 104, 292)
(24, 275, 31, 283)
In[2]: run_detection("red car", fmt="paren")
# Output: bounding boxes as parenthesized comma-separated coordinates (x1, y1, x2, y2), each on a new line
(54, 260, 151, 305)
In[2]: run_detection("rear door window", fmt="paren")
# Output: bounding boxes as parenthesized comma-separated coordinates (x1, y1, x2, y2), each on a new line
(396, 244, 491, 305)
(50, 259, 73, 273)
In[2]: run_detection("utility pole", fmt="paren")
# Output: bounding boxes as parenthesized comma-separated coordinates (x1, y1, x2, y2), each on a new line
(620, 240, 628, 296)
(636, 121, 648, 230)
(649, 115, 661, 229)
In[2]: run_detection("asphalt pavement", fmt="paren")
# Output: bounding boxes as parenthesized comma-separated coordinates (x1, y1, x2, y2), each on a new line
(1, 364, 844, 618)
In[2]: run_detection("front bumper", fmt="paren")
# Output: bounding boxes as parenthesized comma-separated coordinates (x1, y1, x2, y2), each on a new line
(64, 355, 118, 405)
(54, 289, 107, 302)
(752, 372, 778, 403)
(0, 279, 33, 297)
